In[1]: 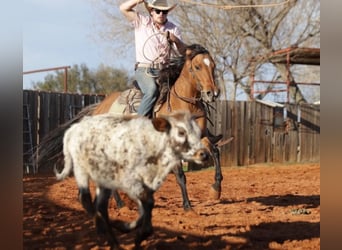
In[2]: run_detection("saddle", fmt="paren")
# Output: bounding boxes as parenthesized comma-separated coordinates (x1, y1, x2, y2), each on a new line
(108, 80, 168, 115)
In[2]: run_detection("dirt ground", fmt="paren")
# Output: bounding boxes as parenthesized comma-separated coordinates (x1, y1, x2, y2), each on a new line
(23, 163, 320, 250)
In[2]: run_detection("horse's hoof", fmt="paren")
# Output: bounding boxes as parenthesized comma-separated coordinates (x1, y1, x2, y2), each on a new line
(210, 185, 221, 200)
(183, 204, 192, 211)
(183, 207, 193, 212)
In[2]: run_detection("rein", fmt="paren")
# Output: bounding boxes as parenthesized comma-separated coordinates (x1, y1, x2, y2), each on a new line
(171, 85, 216, 127)
(171, 83, 200, 105)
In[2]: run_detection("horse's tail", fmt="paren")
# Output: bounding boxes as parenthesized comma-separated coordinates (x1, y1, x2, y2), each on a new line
(32, 103, 99, 171)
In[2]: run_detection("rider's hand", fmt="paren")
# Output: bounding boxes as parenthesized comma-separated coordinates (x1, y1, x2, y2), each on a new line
(165, 31, 178, 44)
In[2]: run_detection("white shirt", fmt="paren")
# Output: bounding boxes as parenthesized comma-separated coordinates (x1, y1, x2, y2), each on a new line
(133, 13, 182, 64)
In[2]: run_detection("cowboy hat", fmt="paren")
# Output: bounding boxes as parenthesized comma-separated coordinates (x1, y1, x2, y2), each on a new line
(144, 0, 177, 12)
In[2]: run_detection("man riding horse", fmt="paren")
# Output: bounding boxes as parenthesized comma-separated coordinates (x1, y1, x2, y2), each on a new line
(119, 0, 222, 142)
(120, 0, 187, 118)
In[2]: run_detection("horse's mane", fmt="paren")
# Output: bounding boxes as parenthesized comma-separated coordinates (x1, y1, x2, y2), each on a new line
(186, 44, 209, 60)
(158, 56, 185, 85)
(158, 44, 209, 87)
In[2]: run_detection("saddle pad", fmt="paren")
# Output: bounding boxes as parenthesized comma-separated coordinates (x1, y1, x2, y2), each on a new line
(108, 88, 142, 115)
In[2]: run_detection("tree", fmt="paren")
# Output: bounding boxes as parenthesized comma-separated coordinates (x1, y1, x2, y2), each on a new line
(174, 0, 320, 102)
(32, 63, 132, 94)
(91, 0, 320, 103)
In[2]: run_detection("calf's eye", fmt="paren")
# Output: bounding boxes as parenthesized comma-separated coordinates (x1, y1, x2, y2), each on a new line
(178, 128, 186, 137)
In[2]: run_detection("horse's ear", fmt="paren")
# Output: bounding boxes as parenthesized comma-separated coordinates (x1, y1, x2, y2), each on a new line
(185, 48, 193, 58)
(152, 117, 171, 133)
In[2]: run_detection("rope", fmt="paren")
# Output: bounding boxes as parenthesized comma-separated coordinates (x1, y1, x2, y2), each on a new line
(179, 0, 291, 10)
(142, 31, 172, 78)
(142, 31, 170, 63)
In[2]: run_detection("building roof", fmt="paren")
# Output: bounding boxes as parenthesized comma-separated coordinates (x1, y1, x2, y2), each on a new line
(267, 47, 320, 66)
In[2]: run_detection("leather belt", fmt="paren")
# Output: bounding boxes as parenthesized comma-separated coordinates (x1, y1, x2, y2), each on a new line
(135, 62, 164, 70)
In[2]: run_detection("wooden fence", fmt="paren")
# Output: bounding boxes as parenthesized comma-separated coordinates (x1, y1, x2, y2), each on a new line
(23, 90, 105, 173)
(206, 101, 320, 167)
(23, 90, 320, 172)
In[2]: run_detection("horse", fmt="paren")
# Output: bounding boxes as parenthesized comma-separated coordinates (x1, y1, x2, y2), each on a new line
(92, 44, 222, 210)
(36, 44, 223, 210)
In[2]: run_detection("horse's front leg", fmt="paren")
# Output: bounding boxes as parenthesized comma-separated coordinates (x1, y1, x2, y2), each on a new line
(172, 163, 192, 210)
(202, 137, 223, 199)
(211, 145, 223, 199)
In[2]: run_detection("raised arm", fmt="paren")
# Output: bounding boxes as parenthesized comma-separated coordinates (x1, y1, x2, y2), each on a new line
(119, 0, 145, 22)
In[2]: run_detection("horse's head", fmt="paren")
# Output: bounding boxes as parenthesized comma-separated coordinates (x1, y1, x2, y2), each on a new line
(186, 44, 220, 102)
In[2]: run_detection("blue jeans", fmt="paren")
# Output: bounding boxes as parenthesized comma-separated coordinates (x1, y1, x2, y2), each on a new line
(135, 67, 159, 117)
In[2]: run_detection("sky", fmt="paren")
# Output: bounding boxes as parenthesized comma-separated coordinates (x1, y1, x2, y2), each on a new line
(23, 0, 129, 89)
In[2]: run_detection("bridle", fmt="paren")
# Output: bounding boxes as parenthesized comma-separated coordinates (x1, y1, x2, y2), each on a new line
(171, 63, 217, 126)
(169, 53, 217, 127)
(171, 53, 214, 105)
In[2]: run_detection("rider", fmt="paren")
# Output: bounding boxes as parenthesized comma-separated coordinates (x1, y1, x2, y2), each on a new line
(120, 0, 187, 117)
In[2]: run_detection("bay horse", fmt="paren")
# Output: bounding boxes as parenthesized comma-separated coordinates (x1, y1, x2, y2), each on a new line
(92, 44, 222, 210)
(36, 44, 223, 210)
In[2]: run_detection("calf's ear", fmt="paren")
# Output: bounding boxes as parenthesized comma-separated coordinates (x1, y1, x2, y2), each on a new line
(152, 117, 171, 133)
(191, 112, 205, 120)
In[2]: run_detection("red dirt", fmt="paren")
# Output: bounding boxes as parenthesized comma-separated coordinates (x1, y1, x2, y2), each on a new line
(23, 163, 320, 250)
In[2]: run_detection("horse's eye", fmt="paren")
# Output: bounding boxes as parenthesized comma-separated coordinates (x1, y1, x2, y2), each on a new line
(195, 65, 200, 70)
